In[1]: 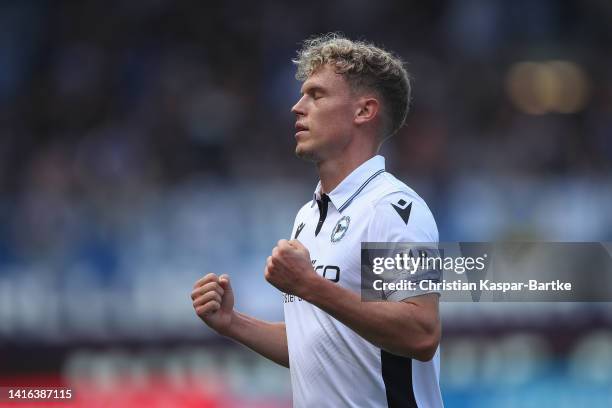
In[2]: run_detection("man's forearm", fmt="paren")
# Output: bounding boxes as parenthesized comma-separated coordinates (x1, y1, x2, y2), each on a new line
(301, 277, 440, 361)
(224, 311, 289, 368)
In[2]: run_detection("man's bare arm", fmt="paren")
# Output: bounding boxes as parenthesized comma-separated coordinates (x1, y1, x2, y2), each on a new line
(265, 240, 440, 361)
(302, 278, 440, 361)
(191, 273, 289, 368)
(225, 312, 288, 367)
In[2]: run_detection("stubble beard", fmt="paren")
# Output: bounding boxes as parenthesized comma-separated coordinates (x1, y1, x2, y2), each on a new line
(295, 143, 321, 163)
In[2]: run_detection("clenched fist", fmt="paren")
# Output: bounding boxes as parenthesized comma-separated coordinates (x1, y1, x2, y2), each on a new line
(191, 273, 234, 335)
(265, 239, 318, 297)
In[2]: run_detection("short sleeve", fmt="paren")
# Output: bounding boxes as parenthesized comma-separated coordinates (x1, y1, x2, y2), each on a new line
(367, 192, 438, 244)
(365, 192, 440, 301)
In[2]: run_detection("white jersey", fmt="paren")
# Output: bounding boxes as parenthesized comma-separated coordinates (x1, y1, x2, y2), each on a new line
(284, 155, 444, 408)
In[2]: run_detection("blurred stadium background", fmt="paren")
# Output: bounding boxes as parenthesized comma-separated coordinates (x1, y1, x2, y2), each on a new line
(1, 0, 611, 407)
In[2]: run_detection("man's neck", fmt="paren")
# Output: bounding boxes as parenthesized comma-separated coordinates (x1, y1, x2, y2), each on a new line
(317, 152, 376, 194)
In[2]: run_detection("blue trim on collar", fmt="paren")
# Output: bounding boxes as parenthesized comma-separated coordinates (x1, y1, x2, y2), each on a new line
(337, 168, 385, 212)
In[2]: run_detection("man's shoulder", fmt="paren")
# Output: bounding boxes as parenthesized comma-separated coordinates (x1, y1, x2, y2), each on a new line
(366, 171, 430, 210)
(365, 172, 438, 242)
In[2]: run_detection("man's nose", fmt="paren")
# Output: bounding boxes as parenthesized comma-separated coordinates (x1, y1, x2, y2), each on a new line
(291, 95, 306, 115)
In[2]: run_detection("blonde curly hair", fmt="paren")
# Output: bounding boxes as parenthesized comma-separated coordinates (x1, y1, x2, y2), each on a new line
(293, 33, 411, 139)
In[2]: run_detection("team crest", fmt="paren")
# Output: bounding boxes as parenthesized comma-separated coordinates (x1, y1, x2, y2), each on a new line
(331, 216, 350, 243)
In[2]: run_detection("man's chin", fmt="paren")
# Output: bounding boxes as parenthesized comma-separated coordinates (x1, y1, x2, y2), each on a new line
(295, 145, 319, 163)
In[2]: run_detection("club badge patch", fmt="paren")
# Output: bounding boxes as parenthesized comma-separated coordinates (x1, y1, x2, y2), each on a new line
(331, 216, 350, 243)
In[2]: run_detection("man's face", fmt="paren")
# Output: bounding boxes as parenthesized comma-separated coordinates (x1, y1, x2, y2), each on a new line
(291, 65, 358, 162)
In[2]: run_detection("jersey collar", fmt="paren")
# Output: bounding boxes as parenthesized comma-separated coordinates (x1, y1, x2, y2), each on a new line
(312, 155, 386, 213)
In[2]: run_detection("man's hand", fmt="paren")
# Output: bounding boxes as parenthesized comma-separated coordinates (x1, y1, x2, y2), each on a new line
(265, 239, 318, 297)
(191, 273, 234, 336)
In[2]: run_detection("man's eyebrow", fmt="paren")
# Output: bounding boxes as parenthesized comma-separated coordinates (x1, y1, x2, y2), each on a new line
(301, 84, 325, 95)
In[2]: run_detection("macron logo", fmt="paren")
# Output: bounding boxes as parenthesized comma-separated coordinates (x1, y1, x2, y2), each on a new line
(294, 222, 305, 239)
(391, 199, 412, 225)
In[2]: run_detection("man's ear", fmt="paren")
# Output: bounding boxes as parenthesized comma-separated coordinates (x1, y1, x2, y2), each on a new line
(354, 97, 380, 126)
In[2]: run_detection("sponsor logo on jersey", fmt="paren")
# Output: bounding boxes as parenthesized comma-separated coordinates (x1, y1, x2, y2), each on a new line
(315, 264, 341, 282)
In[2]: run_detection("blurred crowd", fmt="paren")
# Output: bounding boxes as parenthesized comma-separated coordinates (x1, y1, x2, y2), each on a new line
(0, 0, 611, 342)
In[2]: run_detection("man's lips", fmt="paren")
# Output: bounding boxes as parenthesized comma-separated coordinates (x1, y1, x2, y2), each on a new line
(295, 123, 309, 139)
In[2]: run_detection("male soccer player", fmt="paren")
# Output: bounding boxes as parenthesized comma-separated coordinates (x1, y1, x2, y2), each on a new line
(191, 34, 443, 407)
